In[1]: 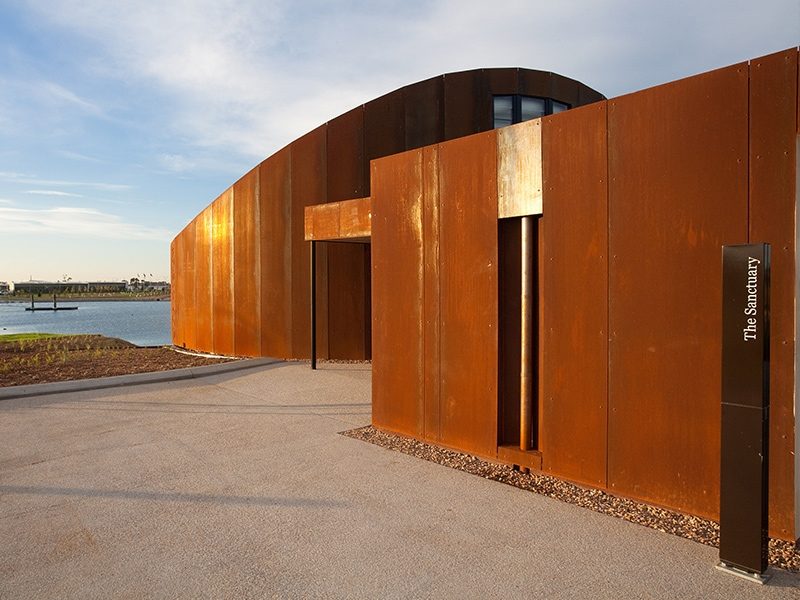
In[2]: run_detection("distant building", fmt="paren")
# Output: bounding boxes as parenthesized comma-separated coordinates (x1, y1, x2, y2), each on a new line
(87, 281, 128, 293)
(12, 280, 127, 294)
(0, 281, 9, 294)
(125, 280, 170, 292)
(144, 281, 170, 292)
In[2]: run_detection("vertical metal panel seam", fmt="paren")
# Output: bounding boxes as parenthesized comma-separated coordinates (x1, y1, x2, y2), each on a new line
(422, 154, 428, 436)
(255, 167, 262, 355)
(230, 189, 236, 353)
(209, 206, 214, 347)
(605, 100, 612, 489)
(288, 145, 294, 358)
(795, 48, 800, 540)
(436, 142, 443, 442)
(192, 220, 197, 350)
(748, 60, 752, 244)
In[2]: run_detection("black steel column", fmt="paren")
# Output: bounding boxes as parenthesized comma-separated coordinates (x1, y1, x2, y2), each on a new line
(719, 243, 770, 583)
(310, 241, 317, 370)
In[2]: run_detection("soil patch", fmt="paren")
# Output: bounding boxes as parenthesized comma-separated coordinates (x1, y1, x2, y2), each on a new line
(0, 335, 235, 387)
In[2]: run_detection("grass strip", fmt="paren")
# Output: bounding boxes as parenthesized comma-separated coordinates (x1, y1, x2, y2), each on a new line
(0, 333, 67, 343)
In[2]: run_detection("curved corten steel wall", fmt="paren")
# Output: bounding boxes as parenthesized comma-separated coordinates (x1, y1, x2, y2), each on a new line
(369, 49, 798, 541)
(171, 68, 604, 360)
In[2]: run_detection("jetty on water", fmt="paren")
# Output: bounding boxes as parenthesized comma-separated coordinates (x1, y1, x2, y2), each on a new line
(25, 294, 78, 312)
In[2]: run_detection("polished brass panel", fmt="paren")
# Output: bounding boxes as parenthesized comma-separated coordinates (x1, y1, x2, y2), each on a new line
(498, 119, 543, 218)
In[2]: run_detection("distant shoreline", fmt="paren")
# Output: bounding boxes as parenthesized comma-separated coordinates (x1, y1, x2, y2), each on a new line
(0, 295, 170, 303)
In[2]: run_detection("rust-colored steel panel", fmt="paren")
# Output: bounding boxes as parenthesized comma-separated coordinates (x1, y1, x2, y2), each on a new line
(291, 126, 327, 357)
(365, 89, 405, 173)
(338, 197, 371, 239)
(519, 69, 551, 99)
(371, 149, 425, 435)
(485, 68, 519, 95)
(324, 105, 371, 358)
(437, 131, 498, 458)
(404, 76, 444, 150)
(304, 198, 372, 241)
(328, 243, 370, 359)
(422, 145, 441, 442)
(747, 48, 797, 540)
(194, 206, 214, 353)
(180, 220, 197, 351)
(212, 189, 235, 356)
(259, 147, 292, 359)
(169, 236, 180, 346)
(311, 203, 340, 240)
(443, 70, 490, 141)
(171, 232, 183, 347)
(608, 63, 749, 520)
(327, 106, 366, 202)
(540, 101, 609, 487)
(304, 206, 312, 241)
(233, 168, 261, 357)
(171, 227, 191, 349)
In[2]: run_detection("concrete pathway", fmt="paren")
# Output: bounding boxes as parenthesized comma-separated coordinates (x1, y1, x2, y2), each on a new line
(1, 363, 797, 599)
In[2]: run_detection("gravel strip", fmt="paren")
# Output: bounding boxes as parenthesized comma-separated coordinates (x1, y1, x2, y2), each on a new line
(286, 358, 372, 365)
(341, 425, 799, 572)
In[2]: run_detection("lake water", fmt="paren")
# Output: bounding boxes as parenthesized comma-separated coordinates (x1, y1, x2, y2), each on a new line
(0, 300, 171, 347)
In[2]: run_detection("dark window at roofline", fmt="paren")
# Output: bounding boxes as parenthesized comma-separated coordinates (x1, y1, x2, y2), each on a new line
(493, 95, 571, 129)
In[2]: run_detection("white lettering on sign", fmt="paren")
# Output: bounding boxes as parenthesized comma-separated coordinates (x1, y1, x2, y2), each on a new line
(743, 256, 760, 341)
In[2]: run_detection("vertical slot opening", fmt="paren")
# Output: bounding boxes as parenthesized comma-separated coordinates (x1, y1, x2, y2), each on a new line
(498, 216, 539, 452)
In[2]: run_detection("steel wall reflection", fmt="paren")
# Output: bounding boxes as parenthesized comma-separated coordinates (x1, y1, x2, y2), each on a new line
(233, 168, 261, 357)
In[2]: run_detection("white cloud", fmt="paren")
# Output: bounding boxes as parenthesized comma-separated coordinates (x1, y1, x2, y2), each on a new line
(0, 206, 171, 240)
(22, 0, 798, 169)
(36, 80, 104, 116)
(158, 153, 196, 173)
(0, 172, 130, 192)
(25, 190, 84, 197)
(57, 150, 104, 163)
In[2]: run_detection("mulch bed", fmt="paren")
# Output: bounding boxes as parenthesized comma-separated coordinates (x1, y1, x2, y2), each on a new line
(342, 425, 800, 573)
(0, 335, 235, 387)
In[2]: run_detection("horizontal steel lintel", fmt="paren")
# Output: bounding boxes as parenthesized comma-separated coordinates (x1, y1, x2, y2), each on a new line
(304, 197, 372, 241)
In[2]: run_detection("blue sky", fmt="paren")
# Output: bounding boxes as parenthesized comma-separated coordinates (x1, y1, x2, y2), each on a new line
(0, 0, 796, 283)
